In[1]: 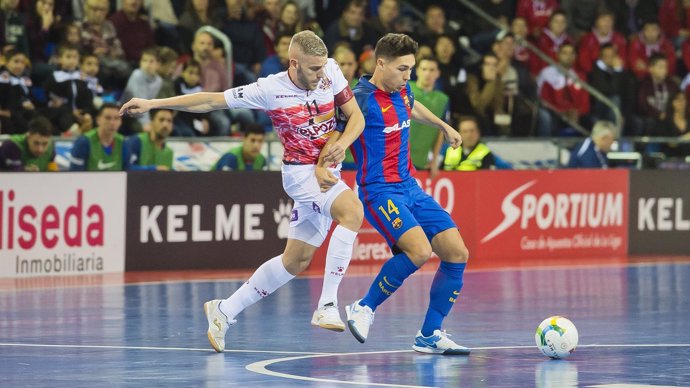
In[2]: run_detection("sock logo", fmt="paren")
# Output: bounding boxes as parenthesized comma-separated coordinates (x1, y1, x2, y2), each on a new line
(329, 266, 345, 276)
(273, 199, 293, 239)
(254, 287, 269, 298)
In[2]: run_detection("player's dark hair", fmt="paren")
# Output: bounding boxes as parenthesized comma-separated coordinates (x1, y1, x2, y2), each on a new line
(374, 33, 419, 60)
(98, 103, 120, 117)
(150, 108, 174, 120)
(244, 123, 266, 136)
(27, 116, 54, 137)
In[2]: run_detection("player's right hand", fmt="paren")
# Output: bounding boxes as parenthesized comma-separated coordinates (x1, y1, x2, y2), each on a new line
(315, 166, 338, 192)
(120, 98, 152, 116)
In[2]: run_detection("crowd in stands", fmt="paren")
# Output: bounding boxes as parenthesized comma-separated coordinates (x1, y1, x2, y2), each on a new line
(0, 0, 689, 172)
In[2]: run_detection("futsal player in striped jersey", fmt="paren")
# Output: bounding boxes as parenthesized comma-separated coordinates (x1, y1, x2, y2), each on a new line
(120, 31, 365, 352)
(336, 33, 471, 355)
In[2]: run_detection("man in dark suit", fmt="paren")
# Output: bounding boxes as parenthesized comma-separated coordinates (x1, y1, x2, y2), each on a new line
(567, 121, 617, 168)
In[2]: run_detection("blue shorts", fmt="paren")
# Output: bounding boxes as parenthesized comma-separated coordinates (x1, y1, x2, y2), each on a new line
(358, 178, 457, 248)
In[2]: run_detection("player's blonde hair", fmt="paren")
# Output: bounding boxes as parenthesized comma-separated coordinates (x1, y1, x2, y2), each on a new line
(290, 30, 328, 57)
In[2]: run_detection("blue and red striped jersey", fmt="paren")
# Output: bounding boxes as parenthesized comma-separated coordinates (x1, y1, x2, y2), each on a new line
(350, 75, 416, 186)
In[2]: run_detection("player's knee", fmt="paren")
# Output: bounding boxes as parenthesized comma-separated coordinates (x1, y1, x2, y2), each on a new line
(283, 253, 313, 274)
(457, 245, 470, 263)
(336, 199, 363, 230)
(405, 245, 433, 266)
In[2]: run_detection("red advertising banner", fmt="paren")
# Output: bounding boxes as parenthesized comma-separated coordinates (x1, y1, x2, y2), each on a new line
(312, 169, 628, 270)
(473, 170, 629, 261)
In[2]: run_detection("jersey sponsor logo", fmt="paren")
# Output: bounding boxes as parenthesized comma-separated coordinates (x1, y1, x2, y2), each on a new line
(97, 160, 116, 170)
(275, 94, 300, 99)
(318, 76, 332, 91)
(383, 119, 410, 134)
(232, 87, 244, 99)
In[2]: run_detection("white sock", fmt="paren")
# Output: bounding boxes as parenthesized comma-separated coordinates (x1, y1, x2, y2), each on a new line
(318, 225, 357, 307)
(219, 255, 294, 320)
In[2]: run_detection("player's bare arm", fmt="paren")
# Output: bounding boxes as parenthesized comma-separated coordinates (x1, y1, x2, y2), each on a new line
(119, 93, 228, 116)
(411, 100, 462, 149)
(320, 95, 365, 165)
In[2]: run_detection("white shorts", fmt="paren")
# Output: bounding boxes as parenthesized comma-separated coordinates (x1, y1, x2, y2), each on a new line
(281, 164, 350, 247)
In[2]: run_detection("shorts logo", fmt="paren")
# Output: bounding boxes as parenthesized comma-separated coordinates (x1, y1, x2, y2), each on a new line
(291, 209, 298, 222)
(312, 202, 321, 214)
(392, 217, 403, 229)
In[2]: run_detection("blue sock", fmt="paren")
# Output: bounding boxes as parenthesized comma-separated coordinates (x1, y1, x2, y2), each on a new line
(360, 253, 418, 311)
(421, 261, 466, 337)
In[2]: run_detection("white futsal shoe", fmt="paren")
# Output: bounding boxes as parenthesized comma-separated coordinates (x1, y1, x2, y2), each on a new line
(345, 299, 375, 343)
(311, 303, 346, 332)
(204, 299, 236, 353)
(412, 330, 471, 355)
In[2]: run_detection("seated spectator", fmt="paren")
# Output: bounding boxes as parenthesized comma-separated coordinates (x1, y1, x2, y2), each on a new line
(173, 59, 210, 137)
(652, 91, 690, 157)
(567, 120, 616, 168)
(0, 116, 57, 171)
(26, 0, 61, 77)
(178, 0, 219, 54)
(333, 44, 358, 88)
(69, 103, 127, 171)
(81, 52, 104, 109)
(415, 4, 457, 49)
(214, 123, 266, 171)
(434, 34, 464, 95)
(259, 33, 291, 77)
(254, 0, 281, 56)
(219, 0, 266, 86)
(637, 54, 679, 135)
(323, 0, 377, 57)
(124, 109, 174, 171)
(577, 11, 628, 75)
(516, 0, 558, 39)
(608, 0, 658, 38)
(467, 53, 504, 136)
(365, 0, 399, 38)
(492, 31, 535, 136)
(659, 0, 690, 48)
(537, 43, 590, 137)
(443, 116, 496, 171)
(561, 0, 601, 41)
(530, 11, 574, 75)
(629, 19, 675, 80)
(155, 46, 179, 99)
(0, 0, 29, 54)
(43, 44, 96, 136)
(78, 0, 131, 89)
(120, 47, 162, 130)
(510, 17, 532, 67)
(109, 0, 156, 64)
(409, 56, 448, 177)
(588, 43, 634, 126)
(0, 50, 38, 134)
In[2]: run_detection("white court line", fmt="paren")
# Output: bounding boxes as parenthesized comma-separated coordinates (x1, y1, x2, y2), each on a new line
(245, 344, 690, 388)
(0, 342, 329, 355)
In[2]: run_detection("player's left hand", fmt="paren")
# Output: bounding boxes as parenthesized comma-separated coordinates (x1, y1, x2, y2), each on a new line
(444, 127, 462, 149)
(322, 142, 346, 165)
(315, 166, 338, 192)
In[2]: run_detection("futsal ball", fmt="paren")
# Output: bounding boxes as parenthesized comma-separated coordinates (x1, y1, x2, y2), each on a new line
(535, 316, 578, 359)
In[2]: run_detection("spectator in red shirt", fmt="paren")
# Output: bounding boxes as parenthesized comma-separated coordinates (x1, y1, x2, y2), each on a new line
(577, 11, 628, 74)
(658, 0, 690, 46)
(516, 0, 559, 39)
(531, 11, 574, 75)
(628, 19, 676, 80)
(536, 43, 590, 136)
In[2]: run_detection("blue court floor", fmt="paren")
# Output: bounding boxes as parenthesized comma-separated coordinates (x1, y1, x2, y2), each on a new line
(1, 259, 689, 387)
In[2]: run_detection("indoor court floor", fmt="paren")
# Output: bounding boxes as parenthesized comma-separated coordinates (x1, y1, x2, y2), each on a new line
(1, 257, 689, 387)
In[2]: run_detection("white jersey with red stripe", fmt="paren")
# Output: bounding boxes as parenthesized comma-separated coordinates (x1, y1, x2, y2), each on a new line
(223, 58, 352, 164)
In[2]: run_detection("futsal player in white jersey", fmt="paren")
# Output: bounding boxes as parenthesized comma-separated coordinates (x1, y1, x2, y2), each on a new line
(120, 31, 365, 352)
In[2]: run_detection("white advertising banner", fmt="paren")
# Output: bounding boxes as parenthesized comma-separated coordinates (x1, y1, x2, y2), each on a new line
(0, 173, 126, 278)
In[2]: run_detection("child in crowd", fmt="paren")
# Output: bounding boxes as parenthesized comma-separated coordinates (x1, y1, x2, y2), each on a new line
(120, 47, 162, 130)
(173, 60, 209, 136)
(0, 50, 37, 133)
(43, 44, 95, 136)
(80, 52, 104, 109)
